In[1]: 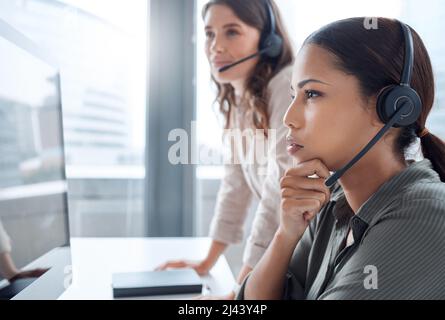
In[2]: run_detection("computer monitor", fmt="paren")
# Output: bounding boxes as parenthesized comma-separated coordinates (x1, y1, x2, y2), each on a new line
(0, 18, 71, 300)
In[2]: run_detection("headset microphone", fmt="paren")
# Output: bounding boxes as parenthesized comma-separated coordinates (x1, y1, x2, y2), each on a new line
(219, 51, 262, 73)
(324, 21, 422, 188)
(219, 47, 270, 73)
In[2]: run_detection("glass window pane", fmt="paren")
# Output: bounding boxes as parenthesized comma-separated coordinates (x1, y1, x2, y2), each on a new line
(0, 0, 147, 237)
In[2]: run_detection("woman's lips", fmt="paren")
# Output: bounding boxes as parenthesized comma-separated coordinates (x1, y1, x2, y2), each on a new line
(287, 143, 304, 155)
(286, 136, 304, 155)
(212, 61, 233, 69)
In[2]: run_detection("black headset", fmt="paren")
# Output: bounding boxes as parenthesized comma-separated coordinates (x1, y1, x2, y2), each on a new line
(376, 22, 422, 127)
(218, 0, 283, 72)
(259, 0, 283, 58)
(325, 21, 423, 187)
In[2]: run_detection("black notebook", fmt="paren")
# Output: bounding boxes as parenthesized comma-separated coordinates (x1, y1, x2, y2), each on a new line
(112, 269, 203, 298)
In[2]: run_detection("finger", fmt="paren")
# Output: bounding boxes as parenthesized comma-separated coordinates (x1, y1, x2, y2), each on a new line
(155, 261, 172, 270)
(166, 261, 188, 268)
(155, 261, 187, 270)
(285, 159, 331, 179)
(154, 264, 165, 271)
(281, 198, 322, 214)
(303, 210, 318, 222)
(29, 269, 47, 277)
(281, 188, 326, 205)
(281, 176, 330, 200)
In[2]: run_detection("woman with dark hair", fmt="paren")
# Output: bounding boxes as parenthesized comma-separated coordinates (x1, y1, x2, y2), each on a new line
(239, 17, 445, 300)
(157, 0, 295, 298)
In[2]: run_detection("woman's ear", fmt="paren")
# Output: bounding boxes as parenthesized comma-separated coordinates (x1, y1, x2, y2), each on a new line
(366, 95, 400, 143)
(366, 96, 382, 128)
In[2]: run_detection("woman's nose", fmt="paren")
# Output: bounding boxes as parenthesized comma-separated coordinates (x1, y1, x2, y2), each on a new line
(210, 34, 225, 54)
(283, 100, 303, 129)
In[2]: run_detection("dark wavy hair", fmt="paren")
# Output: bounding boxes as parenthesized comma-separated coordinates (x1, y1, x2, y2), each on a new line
(304, 17, 445, 182)
(202, 0, 294, 135)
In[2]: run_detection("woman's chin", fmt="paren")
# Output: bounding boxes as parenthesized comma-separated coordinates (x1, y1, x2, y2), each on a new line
(289, 153, 305, 165)
(289, 153, 333, 171)
(212, 69, 244, 84)
(212, 74, 234, 84)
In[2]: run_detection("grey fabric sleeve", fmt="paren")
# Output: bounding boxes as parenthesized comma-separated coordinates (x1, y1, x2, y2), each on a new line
(281, 217, 316, 299)
(236, 217, 316, 300)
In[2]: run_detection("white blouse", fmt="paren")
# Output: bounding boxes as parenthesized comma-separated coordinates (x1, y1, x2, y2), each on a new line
(209, 65, 293, 268)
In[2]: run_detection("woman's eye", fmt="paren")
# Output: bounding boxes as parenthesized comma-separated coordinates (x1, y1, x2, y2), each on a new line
(226, 29, 239, 37)
(305, 90, 321, 99)
(205, 31, 214, 39)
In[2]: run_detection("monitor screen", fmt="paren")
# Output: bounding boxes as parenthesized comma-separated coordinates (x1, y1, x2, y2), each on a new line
(0, 18, 70, 294)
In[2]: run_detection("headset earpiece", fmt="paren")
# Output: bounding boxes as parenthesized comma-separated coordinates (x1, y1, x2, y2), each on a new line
(376, 85, 422, 127)
(375, 23, 422, 128)
(260, 0, 283, 59)
(260, 32, 283, 58)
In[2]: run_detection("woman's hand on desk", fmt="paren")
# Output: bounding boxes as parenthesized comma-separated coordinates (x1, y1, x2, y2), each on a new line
(9, 268, 49, 282)
(155, 259, 212, 276)
(279, 159, 331, 243)
(155, 240, 226, 275)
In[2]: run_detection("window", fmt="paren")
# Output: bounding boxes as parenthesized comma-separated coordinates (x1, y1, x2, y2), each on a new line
(0, 0, 147, 236)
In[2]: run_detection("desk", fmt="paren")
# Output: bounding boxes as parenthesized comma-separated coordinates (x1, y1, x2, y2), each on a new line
(59, 237, 235, 300)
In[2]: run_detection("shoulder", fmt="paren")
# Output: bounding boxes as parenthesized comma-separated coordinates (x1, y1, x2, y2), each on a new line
(402, 179, 445, 202)
(398, 180, 445, 218)
(375, 180, 445, 237)
(266, 65, 293, 124)
(380, 160, 445, 219)
(397, 160, 445, 213)
(268, 64, 293, 93)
